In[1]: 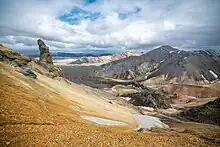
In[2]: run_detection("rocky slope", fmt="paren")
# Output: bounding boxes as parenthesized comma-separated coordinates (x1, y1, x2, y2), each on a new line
(0, 39, 62, 79)
(96, 45, 220, 85)
(72, 51, 141, 64)
(121, 88, 171, 109)
(179, 98, 220, 125)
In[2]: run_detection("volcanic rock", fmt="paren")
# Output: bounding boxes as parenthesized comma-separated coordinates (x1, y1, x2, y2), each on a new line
(37, 39, 63, 78)
(0, 44, 36, 78)
(122, 88, 171, 109)
(96, 45, 220, 85)
(72, 51, 141, 64)
(179, 98, 220, 125)
(37, 39, 53, 64)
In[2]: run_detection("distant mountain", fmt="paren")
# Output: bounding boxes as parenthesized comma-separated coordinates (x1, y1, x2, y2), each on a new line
(55, 52, 113, 58)
(71, 51, 141, 64)
(16, 50, 114, 58)
(194, 49, 220, 56)
(95, 45, 220, 85)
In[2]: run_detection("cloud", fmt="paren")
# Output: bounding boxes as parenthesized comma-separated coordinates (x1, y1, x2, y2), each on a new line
(0, 0, 219, 52)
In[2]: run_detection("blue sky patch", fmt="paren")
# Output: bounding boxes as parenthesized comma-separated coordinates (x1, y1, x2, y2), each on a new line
(118, 7, 141, 19)
(85, 0, 97, 4)
(59, 6, 101, 24)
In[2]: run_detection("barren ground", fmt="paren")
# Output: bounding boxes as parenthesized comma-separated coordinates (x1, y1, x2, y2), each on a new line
(1, 63, 220, 146)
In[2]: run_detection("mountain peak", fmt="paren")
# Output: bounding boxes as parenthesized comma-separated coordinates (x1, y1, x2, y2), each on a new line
(158, 45, 179, 51)
(160, 45, 173, 48)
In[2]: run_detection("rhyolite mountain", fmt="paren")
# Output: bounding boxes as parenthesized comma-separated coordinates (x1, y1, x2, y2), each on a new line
(95, 45, 220, 85)
(71, 51, 141, 64)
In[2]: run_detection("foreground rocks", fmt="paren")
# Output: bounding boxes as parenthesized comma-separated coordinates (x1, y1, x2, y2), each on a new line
(0, 40, 63, 79)
(0, 44, 36, 78)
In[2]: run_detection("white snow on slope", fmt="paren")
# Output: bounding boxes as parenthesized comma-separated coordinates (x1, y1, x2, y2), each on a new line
(201, 74, 207, 81)
(120, 97, 132, 101)
(81, 115, 169, 130)
(81, 116, 128, 126)
(209, 70, 218, 79)
(137, 106, 154, 112)
(160, 60, 164, 63)
(133, 115, 169, 130)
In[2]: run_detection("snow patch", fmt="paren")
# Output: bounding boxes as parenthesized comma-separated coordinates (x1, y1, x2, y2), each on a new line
(201, 74, 207, 81)
(138, 106, 154, 112)
(169, 51, 175, 54)
(81, 116, 128, 126)
(184, 57, 187, 59)
(177, 51, 181, 54)
(159, 108, 178, 115)
(120, 97, 131, 101)
(134, 115, 169, 130)
(160, 60, 164, 63)
(209, 70, 218, 79)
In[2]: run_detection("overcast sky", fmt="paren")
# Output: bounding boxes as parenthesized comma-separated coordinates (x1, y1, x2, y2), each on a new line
(0, 0, 219, 52)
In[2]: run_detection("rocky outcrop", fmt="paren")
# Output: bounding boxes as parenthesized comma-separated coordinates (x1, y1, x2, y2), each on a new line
(0, 44, 36, 78)
(121, 88, 171, 109)
(37, 39, 53, 64)
(0, 40, 63, 79)
(72, 51, 141, 64)
(37, 39, 63, 78)
(96, 45, 220, 85)
(179, 98, 220, 125)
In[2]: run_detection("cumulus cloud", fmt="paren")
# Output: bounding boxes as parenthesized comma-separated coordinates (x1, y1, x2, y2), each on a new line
(0, 0, 219, 52)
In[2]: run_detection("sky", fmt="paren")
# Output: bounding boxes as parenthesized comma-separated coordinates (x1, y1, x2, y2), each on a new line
(0, 0, 219, 53)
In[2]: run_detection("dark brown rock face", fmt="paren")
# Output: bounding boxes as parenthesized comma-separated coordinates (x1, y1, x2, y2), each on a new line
(37, 39, 53, 64)
(121, 88, 171, 109)
(179, 98, 220, 126)
(37, 39, 63, 78)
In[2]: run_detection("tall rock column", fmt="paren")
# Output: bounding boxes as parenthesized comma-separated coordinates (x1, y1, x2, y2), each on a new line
(37, 39, 53, 65)
(37, 39, 63, 77)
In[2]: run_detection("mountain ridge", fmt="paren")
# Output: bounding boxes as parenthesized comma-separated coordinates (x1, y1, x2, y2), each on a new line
(96, 45, 220, 85)
(71, 51, 141, 64)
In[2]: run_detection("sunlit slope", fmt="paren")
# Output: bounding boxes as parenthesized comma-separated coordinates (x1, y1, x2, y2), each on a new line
(0, 62, 216, 146)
